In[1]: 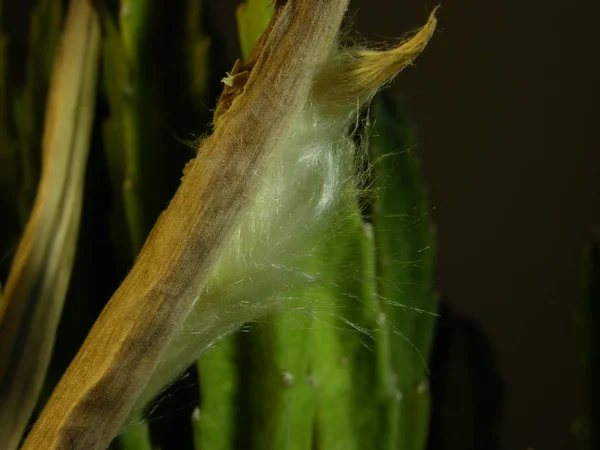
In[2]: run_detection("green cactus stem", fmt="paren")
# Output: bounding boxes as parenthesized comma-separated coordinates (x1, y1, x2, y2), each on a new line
(368, 91, 438, 450)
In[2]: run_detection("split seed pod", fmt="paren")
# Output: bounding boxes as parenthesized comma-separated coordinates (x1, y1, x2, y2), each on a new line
(23, 2, 437, 448)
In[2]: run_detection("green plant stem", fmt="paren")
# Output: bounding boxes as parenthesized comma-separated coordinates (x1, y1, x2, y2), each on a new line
(194, 336, 239, 450)
(237, 307, 316, 450)
(117, 422, 153, 450)
(100, 6, 133, 273)
(368, 91, 438, 450)
(311, 206, 386, 450)
(118, 0, 156, 255)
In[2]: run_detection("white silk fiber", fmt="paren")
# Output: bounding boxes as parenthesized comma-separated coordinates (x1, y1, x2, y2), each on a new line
(132, 9, 438, 412)
(135, 86, 359, 411)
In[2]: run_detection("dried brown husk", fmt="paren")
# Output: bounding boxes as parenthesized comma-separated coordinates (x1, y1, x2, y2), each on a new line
(0, 0, 101, 448)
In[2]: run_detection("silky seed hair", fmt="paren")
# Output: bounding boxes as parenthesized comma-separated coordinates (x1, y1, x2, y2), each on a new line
(131, 9, 438, 416)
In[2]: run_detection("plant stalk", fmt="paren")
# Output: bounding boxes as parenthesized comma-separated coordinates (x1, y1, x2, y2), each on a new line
(0, 1, 100, 447)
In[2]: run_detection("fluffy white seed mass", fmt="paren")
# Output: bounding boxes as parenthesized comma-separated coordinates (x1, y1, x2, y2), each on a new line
(133, 9, 437, 413)
(136, 89, 358, 411)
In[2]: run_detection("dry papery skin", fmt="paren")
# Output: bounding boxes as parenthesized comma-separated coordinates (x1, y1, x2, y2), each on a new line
(23, 1, 437, 448)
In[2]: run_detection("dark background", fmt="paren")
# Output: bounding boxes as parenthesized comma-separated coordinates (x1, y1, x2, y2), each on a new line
(5, 1, 599, 449)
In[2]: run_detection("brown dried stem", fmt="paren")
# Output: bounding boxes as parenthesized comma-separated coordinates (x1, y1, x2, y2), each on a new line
(0, 1, 101, 448)
(22, 0, 350, 448)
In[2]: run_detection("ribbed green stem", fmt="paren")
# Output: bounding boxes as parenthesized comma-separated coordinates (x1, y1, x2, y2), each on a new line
(100, 6, 133, 272)
(238, 307, 317, 450)
(194, 336, 239, 450)
(103, 0, 197, 260)
(368, 91, 438, 450)
(118, 0, 156, 255)
(311, 206, 386, 450)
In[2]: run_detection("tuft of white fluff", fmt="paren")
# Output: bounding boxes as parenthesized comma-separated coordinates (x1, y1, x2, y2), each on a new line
(134, 84, 360, 412)
(132, 8, 438, 412)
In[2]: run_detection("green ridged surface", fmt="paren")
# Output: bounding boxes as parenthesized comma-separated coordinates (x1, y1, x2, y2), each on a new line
(101, 4, 134, 271)
(102, 0, 203, 259)
(194, 336, 239, 450)
(368, 91, 438, 450)
(105, 0, 162, 255)
(311, 206, 387, 450)
(311, 91, 437, 450)
(193, 90, 437, 450)
(239, 307, 317, 450)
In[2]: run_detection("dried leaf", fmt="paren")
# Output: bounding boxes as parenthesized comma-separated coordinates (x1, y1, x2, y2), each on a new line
(0, 1, 100, 447)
